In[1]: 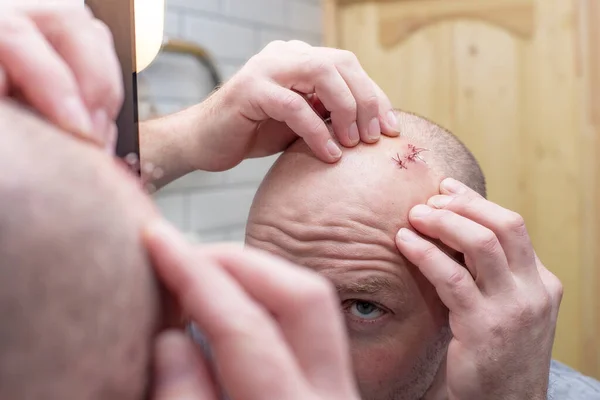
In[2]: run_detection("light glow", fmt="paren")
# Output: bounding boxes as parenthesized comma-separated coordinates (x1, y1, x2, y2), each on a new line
(134, 0, 165, 72)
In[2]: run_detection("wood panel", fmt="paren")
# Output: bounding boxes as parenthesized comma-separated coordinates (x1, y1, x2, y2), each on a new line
(328, 0, 597, 374)
(379, 0, 535, 47)
(521, 0, 583, 370)
(451, 23, 523, 213)
(579, 0, 600, 376)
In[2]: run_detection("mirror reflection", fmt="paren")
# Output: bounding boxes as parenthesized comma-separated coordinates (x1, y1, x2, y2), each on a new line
(141, 0, 600, 396)
(141, 1, 321, 243)
(2, 0, 600, 399)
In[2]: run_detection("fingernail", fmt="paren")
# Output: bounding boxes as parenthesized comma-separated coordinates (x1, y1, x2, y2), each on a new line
(386, 110, 398, 129)
(411, 204, 433, 218)
(397, 228, 419, 242)
(441, 178, 466, 195)
(326, 139, 342, 159)
(348, 122, 359, 144)
(368, 117, 381, 141)
(429, 195, 453, 209)
(60, 96, 93, 136)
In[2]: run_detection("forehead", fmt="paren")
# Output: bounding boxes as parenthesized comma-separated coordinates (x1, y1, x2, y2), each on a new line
(248, 136, 441, 237)
(246, 137, 442, 286)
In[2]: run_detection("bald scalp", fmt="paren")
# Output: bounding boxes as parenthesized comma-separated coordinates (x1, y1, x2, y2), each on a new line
(393, 110, 486, 198)
(247, 110, 486, 254)
(0, 101, 160, 400)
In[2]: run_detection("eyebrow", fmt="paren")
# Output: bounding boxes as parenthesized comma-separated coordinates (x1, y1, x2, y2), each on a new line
(334, 276, 397, 295)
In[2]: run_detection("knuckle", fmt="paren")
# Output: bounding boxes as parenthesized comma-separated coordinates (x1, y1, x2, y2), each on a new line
(92, 19, 114, 43)
(279, 92, 305, 113)
(501, 211, 528, 237)
(553, 278, 564, 302)
(263, 39, 285, 51)
(484, 315, 510, 347)
(513, 302, 548, 333)
(537, 294, 554, 317)
(446, 267, 470, 291)
(359, 92, 379, 114)
(310, 57, 334, 77)
(514, 302, 538, 324)
(508, 296, 548, 326)
(337, 49, 359, 67)
(417, 243, 439, 265)
(287, 39, 310, 48)
(335, 92, 357, 116)
(82, 6, 95, 19)
(546, 273, 564, 303)
(472, 229, 501, 256)
(240, 55, 261, 75)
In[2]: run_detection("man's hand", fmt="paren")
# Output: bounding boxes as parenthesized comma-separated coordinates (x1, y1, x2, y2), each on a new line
(0, 5, 123, 150)
(144, 220, 360, 400)
(150, 40, 399, 181)
(395, 178, 563, 400)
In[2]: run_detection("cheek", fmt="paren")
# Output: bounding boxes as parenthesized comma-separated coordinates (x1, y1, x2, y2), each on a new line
(351, 342, 415, 385)
(349, 315, 439, 386)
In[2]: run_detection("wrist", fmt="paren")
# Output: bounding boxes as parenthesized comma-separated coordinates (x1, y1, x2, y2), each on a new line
(139, 107, 199, 188)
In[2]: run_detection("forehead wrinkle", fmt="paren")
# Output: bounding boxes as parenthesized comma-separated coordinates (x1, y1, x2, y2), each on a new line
(246, 209, 402, 265)
(246, 228, 405, 280)
(246, 219, 409, 288)
(245, 230, 418, 310)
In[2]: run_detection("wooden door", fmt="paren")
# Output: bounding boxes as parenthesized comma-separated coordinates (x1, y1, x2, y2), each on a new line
(326, 0, 600, 376)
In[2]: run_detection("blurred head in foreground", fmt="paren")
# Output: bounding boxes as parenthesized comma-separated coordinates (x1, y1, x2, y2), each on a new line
(0, 100, 164, 399)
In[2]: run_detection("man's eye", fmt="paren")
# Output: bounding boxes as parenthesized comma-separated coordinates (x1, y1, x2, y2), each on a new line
(346, 300, 385, 320)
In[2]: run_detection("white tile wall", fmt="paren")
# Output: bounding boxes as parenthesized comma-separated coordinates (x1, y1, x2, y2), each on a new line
(146, 0, 323, 242)
(223, 0, 287, 27)
(153, 193, 188, 231)
(183, 17, 257, 61)
(188, 187, 257, 233)
(289, 1, 322, 34)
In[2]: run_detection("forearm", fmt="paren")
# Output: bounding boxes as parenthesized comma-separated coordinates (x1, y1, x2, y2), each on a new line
(139, 85, 248, 189)
(140, 102, 210, 189)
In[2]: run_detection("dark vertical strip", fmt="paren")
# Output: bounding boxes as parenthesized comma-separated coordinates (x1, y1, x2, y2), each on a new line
(84, 0, 140, 165)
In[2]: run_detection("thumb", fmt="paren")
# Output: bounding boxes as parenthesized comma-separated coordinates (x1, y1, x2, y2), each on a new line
(153, 330, 219, 400)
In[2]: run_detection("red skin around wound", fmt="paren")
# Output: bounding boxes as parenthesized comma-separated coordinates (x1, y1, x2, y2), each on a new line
(392, 144, 429, 169)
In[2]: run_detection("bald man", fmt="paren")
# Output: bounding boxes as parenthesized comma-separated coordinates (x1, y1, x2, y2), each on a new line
(0, 100, 163, 399)
(245, 111, 600, 400)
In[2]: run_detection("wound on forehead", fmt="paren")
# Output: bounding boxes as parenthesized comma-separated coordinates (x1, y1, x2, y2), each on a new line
(392, 143, 430, 170)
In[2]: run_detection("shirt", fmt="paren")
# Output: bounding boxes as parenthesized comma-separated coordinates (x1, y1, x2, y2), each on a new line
(549, 360, 600, 399)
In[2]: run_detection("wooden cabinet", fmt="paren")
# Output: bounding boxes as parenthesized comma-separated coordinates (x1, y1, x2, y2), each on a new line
(325, 0, 600, 376)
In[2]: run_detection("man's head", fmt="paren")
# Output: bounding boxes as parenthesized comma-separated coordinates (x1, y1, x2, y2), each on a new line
(0, 101, 162, 399)
(246, 111, 485, 400)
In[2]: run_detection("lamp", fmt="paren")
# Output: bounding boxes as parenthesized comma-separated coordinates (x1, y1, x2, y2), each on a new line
(134, 0, 165, 72)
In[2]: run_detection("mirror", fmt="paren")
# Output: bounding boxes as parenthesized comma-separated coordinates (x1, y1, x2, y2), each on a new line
(140, 0, 323, 244)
